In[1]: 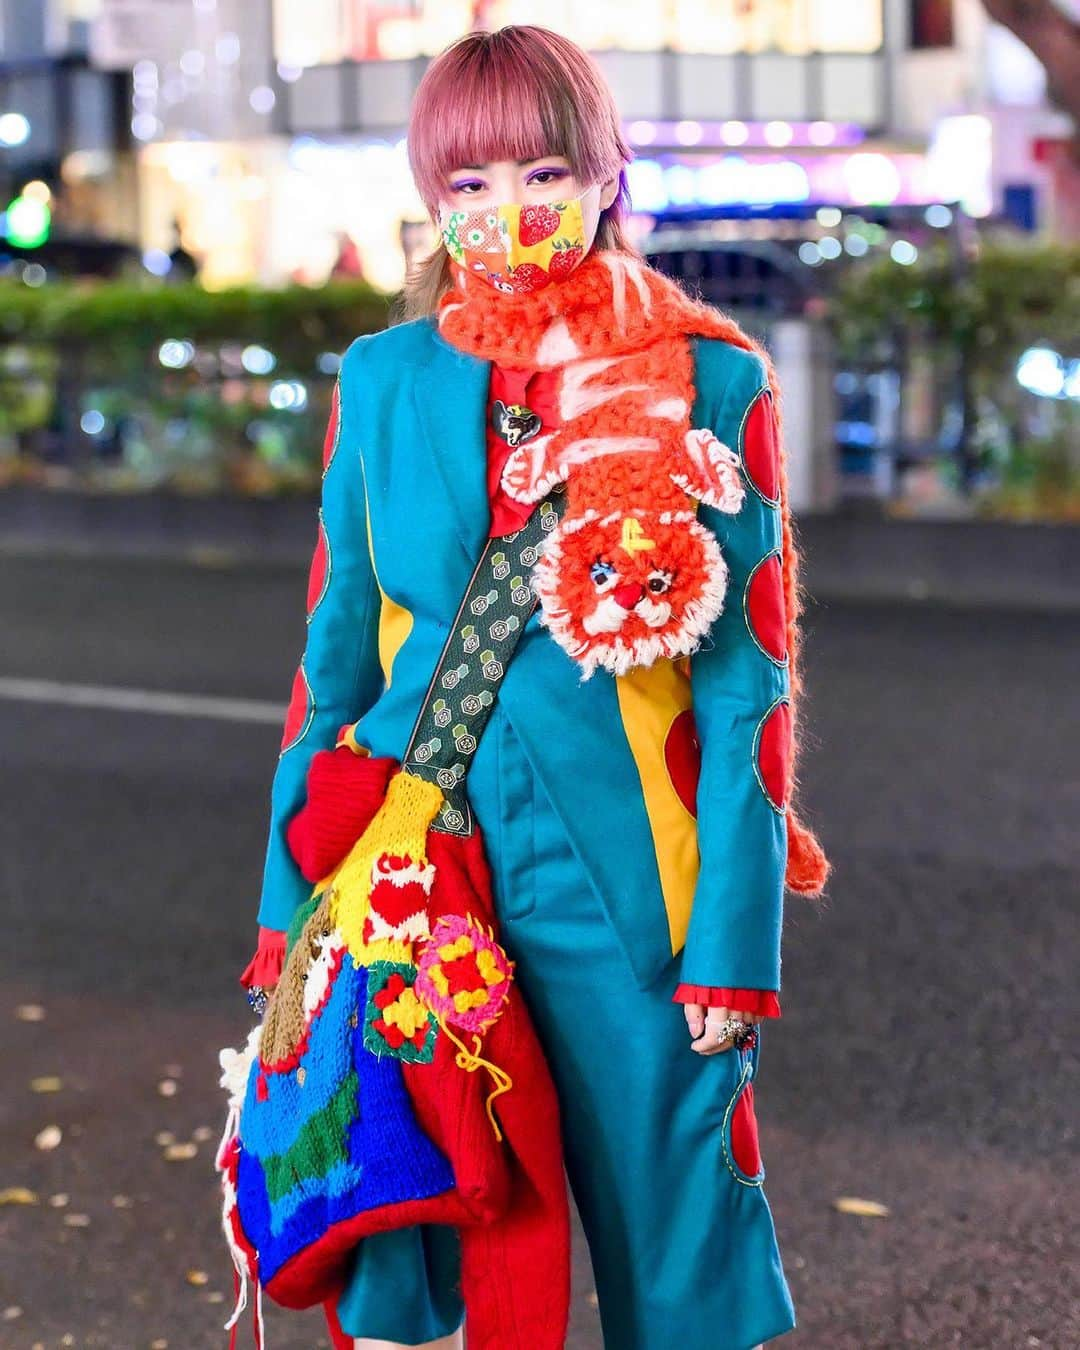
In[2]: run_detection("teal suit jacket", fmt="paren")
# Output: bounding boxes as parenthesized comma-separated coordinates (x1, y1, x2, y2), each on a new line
(257, 316, 790, 993)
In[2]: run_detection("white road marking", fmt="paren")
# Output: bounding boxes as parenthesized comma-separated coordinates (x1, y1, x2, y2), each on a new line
(0, 677, 283, 724)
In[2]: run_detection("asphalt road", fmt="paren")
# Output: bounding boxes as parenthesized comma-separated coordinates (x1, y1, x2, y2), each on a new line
(1, 553, 1077, 1350)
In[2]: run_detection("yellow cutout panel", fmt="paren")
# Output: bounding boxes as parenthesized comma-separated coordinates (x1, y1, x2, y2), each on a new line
(359, 456, 413, 687)
(614, 656, 700, 954)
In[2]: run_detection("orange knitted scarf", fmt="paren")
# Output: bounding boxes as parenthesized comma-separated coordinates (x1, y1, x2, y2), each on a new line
(438, 248, 828, 896)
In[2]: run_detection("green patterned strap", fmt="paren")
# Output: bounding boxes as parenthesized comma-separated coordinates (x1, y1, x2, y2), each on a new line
(403, 489, 566, 837)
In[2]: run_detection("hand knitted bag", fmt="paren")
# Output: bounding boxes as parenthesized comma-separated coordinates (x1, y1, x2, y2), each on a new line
(216, 498, 571, 1350)
(438, 247, 829, 893)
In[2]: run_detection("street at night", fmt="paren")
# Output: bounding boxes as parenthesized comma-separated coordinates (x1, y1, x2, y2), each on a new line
(1, 552, 1076, 1349)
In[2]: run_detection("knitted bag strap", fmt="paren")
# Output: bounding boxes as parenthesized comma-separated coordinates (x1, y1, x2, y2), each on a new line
(402, 487, 567, 837)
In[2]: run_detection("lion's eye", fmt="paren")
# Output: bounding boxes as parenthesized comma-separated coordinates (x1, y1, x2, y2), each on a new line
(647, 570, 673, 595)
(590, 559, 618, 590)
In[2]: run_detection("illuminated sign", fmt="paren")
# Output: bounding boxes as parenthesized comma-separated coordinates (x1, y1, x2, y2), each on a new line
(626, 149, 982, 212)
(627, 120, 866, 149)
(272, 0, 883, 66)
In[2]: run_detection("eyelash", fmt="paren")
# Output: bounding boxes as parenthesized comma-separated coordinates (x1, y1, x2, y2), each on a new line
(450, 168, 568, 194)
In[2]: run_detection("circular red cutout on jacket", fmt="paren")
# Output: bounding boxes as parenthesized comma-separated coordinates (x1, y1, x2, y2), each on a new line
(306, 519, 329, 615)
(281, 664, 312, 751)
(745, 553, 787, 663)
(755, 699, 791, 811)
(730, 1081, 763, 1176)
(664, 708, 701, 817)
(742, 391, 780, 504)
(322, 382, 340, 470)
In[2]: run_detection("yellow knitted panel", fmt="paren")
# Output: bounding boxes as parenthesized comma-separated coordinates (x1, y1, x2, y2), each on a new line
(324, 771, 444, 959)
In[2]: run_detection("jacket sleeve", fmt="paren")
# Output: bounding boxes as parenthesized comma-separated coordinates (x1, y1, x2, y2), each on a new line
(254, 336, 385, 933)
(680, 342, 790, 993)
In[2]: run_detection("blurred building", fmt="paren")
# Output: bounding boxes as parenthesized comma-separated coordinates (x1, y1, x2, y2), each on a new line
(0, 0, 141, 269)
(0, 0, 1056, 291)
(3, 1, 1072, 509)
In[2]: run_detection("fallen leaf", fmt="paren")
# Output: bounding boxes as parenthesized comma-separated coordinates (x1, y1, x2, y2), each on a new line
(832, 1195, 890, 1218)
(192, 1125, 213, 1143)
(150, 1340, 169, 1349)
(49, 1193, 70, 1208)
(30, 1076, 62, 1094)
(205, 1292, 225, 1305)
(15, 1004, 45, 1022)
(157, 1079, 179, 1098)
(2, 1306, 22, 1321)
(111, 1194, 133, 1209)
(186, 1270, 209, 1287)
(154, 1131, 175, 1147)
(34, 1125, 62, 1151)
(60, 1335, 74, 1346)
(0, 1187, 38, 1206)
(63, 1213, 91, 1228)
(163, 1142, 197, 1162)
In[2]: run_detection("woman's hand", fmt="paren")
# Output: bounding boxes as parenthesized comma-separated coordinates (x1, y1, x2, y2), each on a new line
(683, 1003, 763, 1056)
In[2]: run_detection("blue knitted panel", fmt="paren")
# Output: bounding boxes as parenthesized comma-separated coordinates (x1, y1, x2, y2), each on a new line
(237, 958, 456, 1286)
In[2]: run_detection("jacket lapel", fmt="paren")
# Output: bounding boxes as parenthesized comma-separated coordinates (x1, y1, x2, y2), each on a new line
(413, 324, 492, 568)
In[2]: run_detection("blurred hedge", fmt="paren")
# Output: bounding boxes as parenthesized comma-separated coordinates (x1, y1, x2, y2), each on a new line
(0, 278, 395, 494)
(0, 277, 392, 360)
(831, 242, 1079, 519)
(831, 242, 1079, 391)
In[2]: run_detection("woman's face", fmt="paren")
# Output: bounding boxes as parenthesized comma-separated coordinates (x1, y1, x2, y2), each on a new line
(437, 156, 619, 252)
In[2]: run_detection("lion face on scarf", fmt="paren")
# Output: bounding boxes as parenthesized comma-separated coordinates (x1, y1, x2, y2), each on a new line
(531, 508, 729, 678)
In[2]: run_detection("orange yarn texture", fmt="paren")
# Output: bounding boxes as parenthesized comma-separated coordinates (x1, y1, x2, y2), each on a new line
(438, 249, 829, 897)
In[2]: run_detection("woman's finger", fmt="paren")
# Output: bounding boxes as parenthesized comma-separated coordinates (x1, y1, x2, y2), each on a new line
(682, 1002, 706, 1040)
(691, 1006, 733, 1056)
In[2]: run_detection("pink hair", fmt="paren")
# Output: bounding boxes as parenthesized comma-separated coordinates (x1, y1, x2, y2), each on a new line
(399, 26, 636, 318)
(407, 25, 633, 212)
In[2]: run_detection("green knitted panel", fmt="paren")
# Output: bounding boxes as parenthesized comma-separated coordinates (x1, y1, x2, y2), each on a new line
(262, 1068, 359, 1203)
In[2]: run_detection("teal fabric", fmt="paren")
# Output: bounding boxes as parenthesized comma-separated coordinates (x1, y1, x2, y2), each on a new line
(257, 317, 789, 994)
(336, 706, 797, 1348)
(260, 314, 799, 1345)
(682, 340, 789, 991)
(334, 1224, 464, 1345)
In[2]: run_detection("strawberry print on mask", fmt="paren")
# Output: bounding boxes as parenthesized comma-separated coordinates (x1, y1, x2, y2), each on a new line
(439, 197, 588, 295)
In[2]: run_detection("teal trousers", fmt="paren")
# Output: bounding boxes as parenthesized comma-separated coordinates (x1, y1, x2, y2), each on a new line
(336, 705, 797, 1349)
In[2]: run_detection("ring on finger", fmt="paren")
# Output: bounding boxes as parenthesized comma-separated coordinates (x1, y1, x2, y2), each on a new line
(713, 1016, 756, 1050)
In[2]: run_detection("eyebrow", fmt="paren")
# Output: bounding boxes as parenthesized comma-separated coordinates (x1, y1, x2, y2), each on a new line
(456, 158, 564, 171)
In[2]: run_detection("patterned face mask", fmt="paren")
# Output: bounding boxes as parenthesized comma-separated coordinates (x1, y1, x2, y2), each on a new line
(438, 197, 588, 295)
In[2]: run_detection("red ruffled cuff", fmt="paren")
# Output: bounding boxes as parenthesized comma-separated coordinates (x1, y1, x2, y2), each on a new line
(672, 983, 782, 1017)
(239, 927, 286, 990)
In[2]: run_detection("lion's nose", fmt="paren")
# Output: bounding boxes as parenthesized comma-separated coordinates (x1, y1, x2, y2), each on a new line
(614, 582, 644, 610)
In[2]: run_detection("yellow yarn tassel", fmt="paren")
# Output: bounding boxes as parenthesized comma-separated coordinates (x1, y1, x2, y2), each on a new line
(438, 1019, 514, 1142)
(321, 770, 444, 959)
